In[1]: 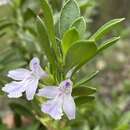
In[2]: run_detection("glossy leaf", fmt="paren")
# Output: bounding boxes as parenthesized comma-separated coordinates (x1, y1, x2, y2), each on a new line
(72, 86, 96, 96)
(74, 37, 121, 72)
(60, 0, 80, 37)
(65, 40, 97, 70)
(62, 28, 79, 55)
(90, 18, 125, 41)
(75, 95, 95, 106)
(97, 37, 120, 53)
(71, 16, 86, 37)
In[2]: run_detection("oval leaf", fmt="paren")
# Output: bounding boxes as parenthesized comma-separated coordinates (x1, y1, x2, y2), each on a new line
(60, 0, 80, 37)
(65, 40, 97, 70)
(62, 28, 79, 55)
(71, 16, 86, 38)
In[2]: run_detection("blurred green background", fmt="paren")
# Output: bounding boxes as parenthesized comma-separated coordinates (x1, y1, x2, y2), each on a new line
(0, 0, 130, 130)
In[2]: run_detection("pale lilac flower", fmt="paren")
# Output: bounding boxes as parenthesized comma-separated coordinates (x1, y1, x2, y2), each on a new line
(37, 79, 76, 120)
(2, 57, 47, 100)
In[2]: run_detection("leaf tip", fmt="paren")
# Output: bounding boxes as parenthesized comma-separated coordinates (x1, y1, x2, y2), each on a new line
(120, 18, 125, 21)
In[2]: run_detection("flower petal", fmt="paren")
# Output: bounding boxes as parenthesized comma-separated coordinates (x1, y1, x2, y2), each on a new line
(59, 79, 73, 89)
(8, 92, 22, 98)
(29, 57, 40, 71)
(29, 57, 47, 78)
(37, 86, 59, 99)
(2, 81, 25, 98)
(25, 78, 39, 101)
(63, 95, 76, 120)
(8, 69, 30, 80)
(41, 98, 63, 120)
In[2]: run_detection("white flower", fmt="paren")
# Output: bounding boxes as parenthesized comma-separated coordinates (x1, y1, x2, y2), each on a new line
(2, 57, 47, 100)
(37, 79, 76, 120)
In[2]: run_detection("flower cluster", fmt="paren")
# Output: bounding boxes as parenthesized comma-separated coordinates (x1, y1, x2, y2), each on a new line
(2, 57, 76, 120)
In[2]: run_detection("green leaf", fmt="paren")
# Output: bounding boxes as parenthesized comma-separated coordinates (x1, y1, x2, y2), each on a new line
(25, 123, 40, 130)
(0, 17, 8, 23)
(12, 0, 26, 8)
(19, 0, 26, 7)
(4, 61, 27, 71)
(97, 37, 120, 53)
(71, 16, 86, 38)
(23, 8, 36, 21)
(65, 40, 97, 70)
(75, 70, 99, 87)
(115, 124, 129, 130)
(74, 96, 95, 106)
(14, 113, 21, 127)
(36, 16, 56, 65)
(0, 124, 7, 130)
(72, 86, 96, 96)
(0, 22, 13, 30)
(79, 0, 94, 10)
(90, 18, 125, 41)
(40, 0, 57, 54)
(60, 0, 80, 37)
(74, 37, 119, 75)
(0, 32, 6, 37)
(62, 28, 79, 55)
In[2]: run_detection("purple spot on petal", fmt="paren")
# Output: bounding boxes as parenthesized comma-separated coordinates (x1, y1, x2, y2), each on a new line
(33, 62, 38, 69)
(34, 62, 38, 66)
(65, 81, 70, 88)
